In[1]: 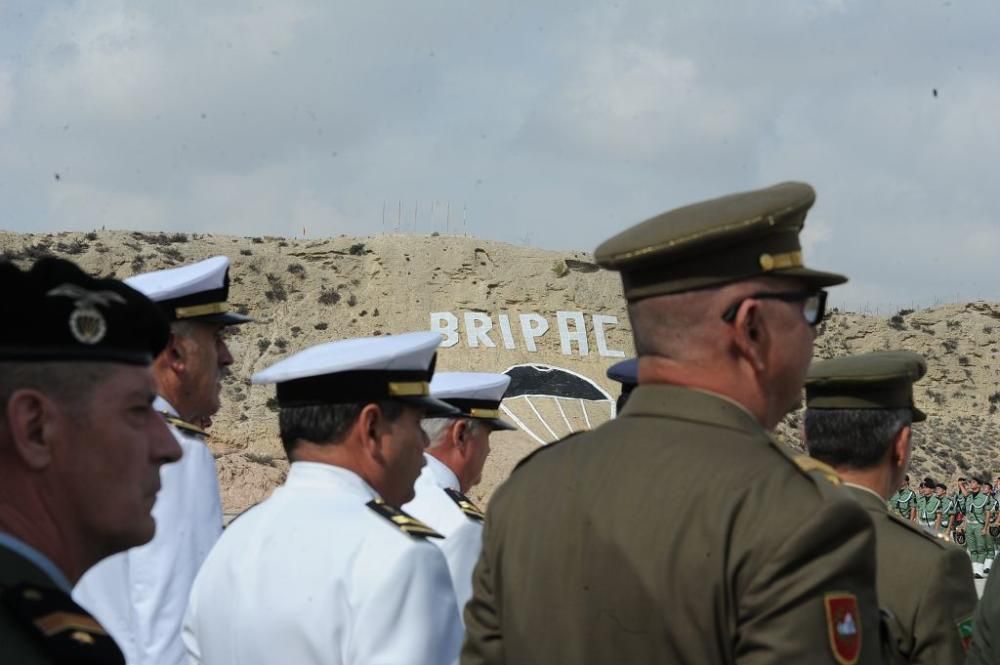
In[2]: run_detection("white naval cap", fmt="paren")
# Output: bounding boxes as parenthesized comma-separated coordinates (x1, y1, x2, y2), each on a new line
(126, 255, 252, 325)
(252, 331, 458, 416)
(430, 372, 517, 431)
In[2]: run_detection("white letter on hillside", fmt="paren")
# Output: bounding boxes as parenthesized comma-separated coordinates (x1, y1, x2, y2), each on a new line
(593, 315, 625, 358)
(465, 312, 496, 348)
(556, 311, 589, 356)
(430, 312, 459, 348)
(519, 314, 549, 352)
(498, 313, 517, 350)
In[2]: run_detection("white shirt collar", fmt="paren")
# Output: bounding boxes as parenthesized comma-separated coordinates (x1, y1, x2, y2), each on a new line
(0, 532, 72, 593)
(284, 461, 381, 501)
(154, 395, 179, 418)
(423, 453, 460, 492)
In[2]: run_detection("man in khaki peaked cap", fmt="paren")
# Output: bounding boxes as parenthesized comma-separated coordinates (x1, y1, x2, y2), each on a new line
(804, 351, 977, 664)
(462, 182, 884, 665)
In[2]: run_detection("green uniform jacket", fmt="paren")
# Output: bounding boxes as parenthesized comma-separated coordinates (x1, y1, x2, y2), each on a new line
(0, 542, 123, 664)
(462, 386, 882, 665)
(969, 569, 1000, 664)
(844, 484, 977, 664)
(892, 490, 917, 520)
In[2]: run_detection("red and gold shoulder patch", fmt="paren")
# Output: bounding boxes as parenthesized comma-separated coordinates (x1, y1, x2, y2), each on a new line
(825, 593, 861, 665)
(957, 616, 974, 653)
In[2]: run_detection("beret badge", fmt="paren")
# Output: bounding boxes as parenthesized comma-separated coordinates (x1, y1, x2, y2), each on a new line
(46, 284, 126, 345)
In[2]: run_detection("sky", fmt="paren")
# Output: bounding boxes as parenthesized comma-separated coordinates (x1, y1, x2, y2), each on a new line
(0, 0, 997, 312)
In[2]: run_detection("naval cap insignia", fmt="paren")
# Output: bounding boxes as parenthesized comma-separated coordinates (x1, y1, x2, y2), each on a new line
(47, 284, 126, 345)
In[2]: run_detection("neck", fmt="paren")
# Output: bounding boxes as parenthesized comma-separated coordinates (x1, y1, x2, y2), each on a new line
(836, 466, 897, 501)
(0, 499, 89, 585)
(638, 356, 773, 428)
(427, 445, 466, 492)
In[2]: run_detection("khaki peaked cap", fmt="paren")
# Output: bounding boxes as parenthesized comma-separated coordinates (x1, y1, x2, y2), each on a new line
(806, 351, 928, 422)
(594, 181, 847, 300)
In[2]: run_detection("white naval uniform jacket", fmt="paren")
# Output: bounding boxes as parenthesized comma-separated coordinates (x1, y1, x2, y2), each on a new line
(182, 461, 463, 665)
(73, 397, 223, 665)
(403, 454, 484, 613)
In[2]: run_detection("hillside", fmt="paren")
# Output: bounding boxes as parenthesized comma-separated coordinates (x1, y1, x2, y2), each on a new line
(2, 230, 998, 513)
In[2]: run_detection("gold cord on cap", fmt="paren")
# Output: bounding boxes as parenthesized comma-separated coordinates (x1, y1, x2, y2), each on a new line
(174, 302, 230, 319)
(759, 250, 803, 272)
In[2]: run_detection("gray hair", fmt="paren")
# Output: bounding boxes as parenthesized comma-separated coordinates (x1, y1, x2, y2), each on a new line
(0, 361, 117, 424)
(279, 400, 405, 459)
(422, 417, 482, 449)
(804, 408, 913, 470)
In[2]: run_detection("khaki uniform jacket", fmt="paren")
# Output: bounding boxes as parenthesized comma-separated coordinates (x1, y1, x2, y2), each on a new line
(968, 569, 1000, 664)
(1, 542, 123, 664)
(844, 484, 976, 664)
(462, 385, 882, 665)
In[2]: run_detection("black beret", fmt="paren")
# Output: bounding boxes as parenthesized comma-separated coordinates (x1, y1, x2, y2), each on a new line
(0, 258, 169, 365)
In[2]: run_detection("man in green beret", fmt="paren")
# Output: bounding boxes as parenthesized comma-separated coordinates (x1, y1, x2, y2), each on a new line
(964, 477, 992, 578)
(463, 182, 883, 665)
(804, 350, 977, 663)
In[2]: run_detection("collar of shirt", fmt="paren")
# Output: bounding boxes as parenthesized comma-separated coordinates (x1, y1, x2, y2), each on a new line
(0, 532, 73, 592)
(154, 395, 179, 418)
(619, 384, 764, 435)
(843, 482, 889, 510)
(284, 461, 381, 501)
(422, 453, 460, 492)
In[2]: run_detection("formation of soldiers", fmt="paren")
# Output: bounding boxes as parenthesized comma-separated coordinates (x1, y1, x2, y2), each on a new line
(890, 476, 1000, 578)
(1, 181, 998, 665)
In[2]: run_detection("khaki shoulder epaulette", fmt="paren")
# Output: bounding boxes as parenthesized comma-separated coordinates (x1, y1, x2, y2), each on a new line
(2, 582, 125, 664)
(444, 488, 485, 522)
(792, 454, 842, 486)
(366, 499, 443, 540)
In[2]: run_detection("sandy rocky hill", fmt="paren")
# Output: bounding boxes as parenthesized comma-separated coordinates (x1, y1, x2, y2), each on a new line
(3, 230, 999, 516)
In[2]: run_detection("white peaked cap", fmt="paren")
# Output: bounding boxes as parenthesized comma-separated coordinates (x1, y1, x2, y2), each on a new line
(125, 255, 251, 324)
(430, 372, 517, 431)
(252, 331, 457, 417)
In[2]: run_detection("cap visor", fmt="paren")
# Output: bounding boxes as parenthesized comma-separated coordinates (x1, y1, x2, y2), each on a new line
(912, 407, 927, 422)
(776, 267, 848, 289)
(486, 417, 518, 432)
(398, 395, 460, 417)
(195, 312, 255, 325)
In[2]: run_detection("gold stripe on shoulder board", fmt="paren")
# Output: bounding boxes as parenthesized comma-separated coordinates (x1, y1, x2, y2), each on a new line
(792, 455, 842, 485)
(444, 488, 485, 521)
(366, 499, 444, 539)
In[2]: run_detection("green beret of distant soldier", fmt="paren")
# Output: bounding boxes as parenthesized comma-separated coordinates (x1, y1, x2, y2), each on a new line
(805, 351, 928, 422)
(593, 181, 847, 301)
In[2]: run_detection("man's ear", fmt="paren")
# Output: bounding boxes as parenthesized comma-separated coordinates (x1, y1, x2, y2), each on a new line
(357, 403, 387, 460)
(731, 300, 768, 372)
(5, 390, 58, 470)
(452, 419, 469, 453)
(890, 425, 912, 470)
(163, 331, 187, 373)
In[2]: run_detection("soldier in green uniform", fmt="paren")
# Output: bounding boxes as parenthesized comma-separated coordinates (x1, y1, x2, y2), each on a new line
(0, 259, 182, 664)
(964, 477, 992, 578)
(804, 350, 978, 664)
(462, 182, 884, 665)
(986, 482, 1000, 571)
(936, 483, 956, 537)
(890, 476, 919, 521)
(917, 479, 941, 532)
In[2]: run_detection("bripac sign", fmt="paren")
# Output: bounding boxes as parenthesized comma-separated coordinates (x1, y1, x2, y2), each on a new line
(430, 311, 626, 358)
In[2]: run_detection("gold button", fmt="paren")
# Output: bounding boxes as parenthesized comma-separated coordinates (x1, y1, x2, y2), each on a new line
(70, 631, 95, 645)
(759, 254, 775, 271)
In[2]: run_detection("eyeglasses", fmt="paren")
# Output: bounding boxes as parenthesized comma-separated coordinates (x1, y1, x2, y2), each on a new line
(721, 290, 828, 326)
